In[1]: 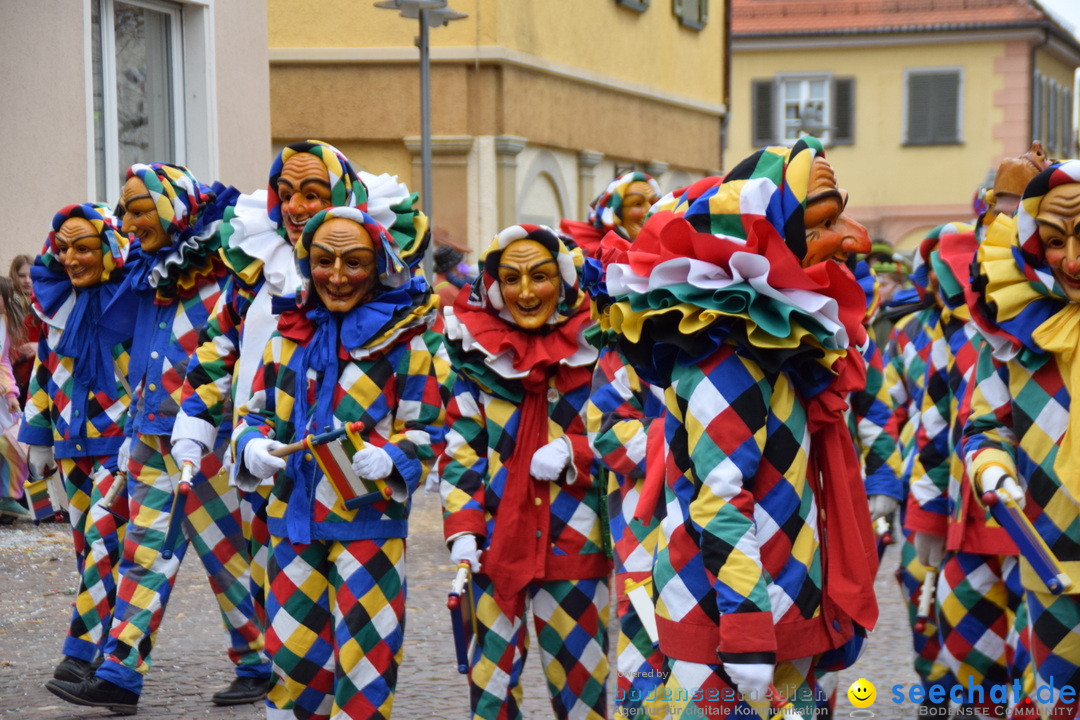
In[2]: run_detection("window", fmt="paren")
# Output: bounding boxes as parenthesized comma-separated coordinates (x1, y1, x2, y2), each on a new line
(1033, 71, 1075, 158)
(92, 0, 185, 202)
(673, 0, 707, 29)
(904, 69, 962, 146)
(751, 75, 854, 147)
(90, 0, 214, 203)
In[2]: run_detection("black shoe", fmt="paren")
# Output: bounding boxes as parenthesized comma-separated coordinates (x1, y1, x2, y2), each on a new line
(210, 675, 272, 706)
(53, 656, 93, 682)
(44, 676, 139, 715)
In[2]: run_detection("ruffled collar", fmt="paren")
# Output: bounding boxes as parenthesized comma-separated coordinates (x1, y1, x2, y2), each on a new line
(218, 189, 299, 293)
(274, 275, 437, 358)
(603, 211, 864, 393)
(972, 213, 1062, 362)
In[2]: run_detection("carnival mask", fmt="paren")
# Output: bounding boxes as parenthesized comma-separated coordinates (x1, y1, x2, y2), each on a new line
(277, 152, 334, 245)
(621, 181, 659, 240)
(119, 176, 169, 253)
(802, 157, 871, 268)
(55, 217, 106, 288)
(1036, 182, 1080, 302)
(309, 217, 378, 313)
(497, 239, 561, 330)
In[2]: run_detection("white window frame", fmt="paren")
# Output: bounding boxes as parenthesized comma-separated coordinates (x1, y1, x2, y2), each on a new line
(84, 0, 217, 204)
(777, 74, 833, 145)
(902, 67, 964, 146)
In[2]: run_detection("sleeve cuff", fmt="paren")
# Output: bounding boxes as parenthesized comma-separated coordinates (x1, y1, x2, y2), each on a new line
(171, 415, 217, 453)
(717, 611, 777, 661)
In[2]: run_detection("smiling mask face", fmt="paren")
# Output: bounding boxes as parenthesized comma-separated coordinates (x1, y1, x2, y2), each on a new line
(1037, 182, 1080, 302)
(496, 239, 561, 330)
(119, 176, 169, 253)
(309, 217, 378, 313)
(55, 217, 105, 288)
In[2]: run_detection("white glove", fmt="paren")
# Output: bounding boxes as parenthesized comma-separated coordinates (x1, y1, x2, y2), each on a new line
(913, 531, 946, 569)
(171, 438, 205, 469)
(868, 494, 899, 522)
(530, 437, 571, 481)
(450, 534, 482, 573)
(28, 445, 56, 479)
(979, 465, 1025, 509)
(351, 445, 394, 481)
(117, 437, 132, 475)
(723, 661, 774, 701)
(243, 438, 286, 480)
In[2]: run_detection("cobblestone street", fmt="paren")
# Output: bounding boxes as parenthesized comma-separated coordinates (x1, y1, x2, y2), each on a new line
(0, 490, 918, 718)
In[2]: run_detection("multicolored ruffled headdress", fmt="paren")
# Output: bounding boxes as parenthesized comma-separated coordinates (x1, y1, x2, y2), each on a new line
(123, 162, 235, 300)
(267, 140, 367, 236)
(973, 161, 1080, 359)
(911, 222, 972, 301)
(294, 206, 411, 307)
(605, 137, 867, 392)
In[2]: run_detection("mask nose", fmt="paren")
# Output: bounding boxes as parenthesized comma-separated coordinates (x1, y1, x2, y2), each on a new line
(839, 216, 872, 255)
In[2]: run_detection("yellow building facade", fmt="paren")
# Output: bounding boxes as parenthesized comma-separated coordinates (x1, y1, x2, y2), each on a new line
(729, 1, 1080, 251)
(267, 0, 728, 254)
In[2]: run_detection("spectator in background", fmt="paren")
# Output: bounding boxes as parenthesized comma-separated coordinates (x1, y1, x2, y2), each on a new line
(8, 255, 37, 404)
(0, 277, 29, 521)
(432, 229, 473, 309)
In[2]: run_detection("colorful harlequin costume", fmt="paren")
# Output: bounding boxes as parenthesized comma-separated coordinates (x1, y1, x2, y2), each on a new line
(881, 231, 957, 702)
(963, 161, 1080, 719)
(19, 204, 131, 669)
(232, 206, 441, 720)
(604, 139, 876, 718)
(440, 225, 609, 720)
(560, 171, 661, 256)
(81, 163, 268, 698)
(583, 230, 669, 719)
(174, 141, 372, 630)
(908, 224, 1034, 718)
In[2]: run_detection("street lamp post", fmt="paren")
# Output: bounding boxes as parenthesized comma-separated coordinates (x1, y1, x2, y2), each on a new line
(374, 0, 468, 278)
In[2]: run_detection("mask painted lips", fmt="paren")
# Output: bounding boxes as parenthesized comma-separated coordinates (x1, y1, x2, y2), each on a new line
(515, 301, 542, 313)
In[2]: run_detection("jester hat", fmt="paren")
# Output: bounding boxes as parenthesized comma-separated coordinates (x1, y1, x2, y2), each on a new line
(267, 140, 368, 235)
(911, 222, 972, 300)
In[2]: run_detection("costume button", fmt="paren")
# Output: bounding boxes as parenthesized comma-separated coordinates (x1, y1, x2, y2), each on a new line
(547, 388, 559, 403)
(158, 322, 167, 329)
(305, 453, 313, 461)
(73, 410, 80, 417)
(535, 530, 541, 538)
(833, 620, 842, 631)
(151, 351, 159, 359)
(534, 497, 541, 506)
(148, 383, 157, 391)
(148, 413, 156, 421)
(75, 444, 82, 451)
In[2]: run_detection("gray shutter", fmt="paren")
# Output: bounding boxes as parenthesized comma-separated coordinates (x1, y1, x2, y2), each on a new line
(832, 77, 854, 145)
(752, 79, 775, 146)
(907, 72, 959, 145)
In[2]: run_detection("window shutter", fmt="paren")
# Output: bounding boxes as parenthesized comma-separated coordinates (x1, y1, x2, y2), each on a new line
(752, 79, 775, 146)
(832, 77, 854, 145)
(907, 72, 960, 145)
